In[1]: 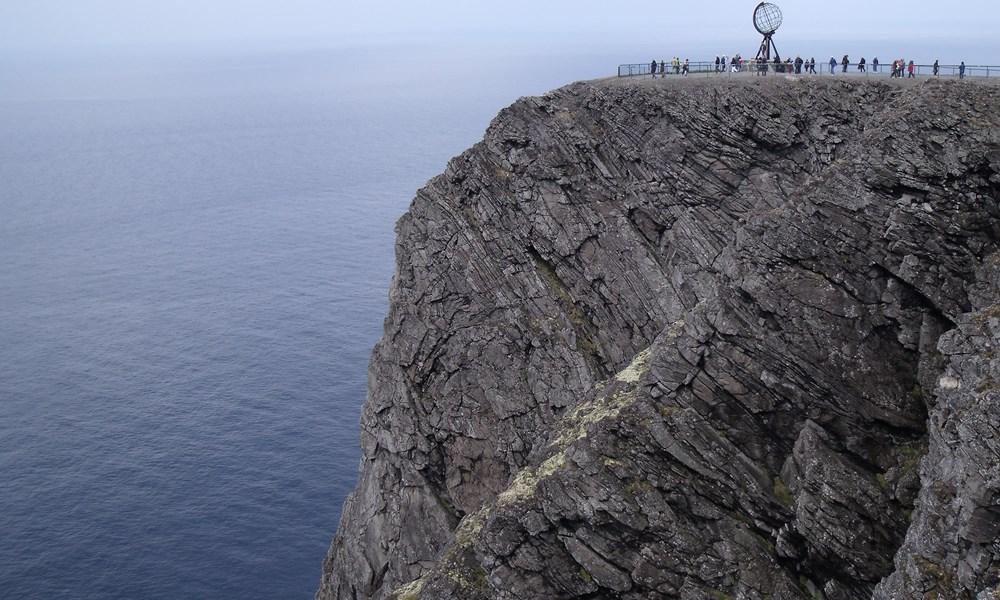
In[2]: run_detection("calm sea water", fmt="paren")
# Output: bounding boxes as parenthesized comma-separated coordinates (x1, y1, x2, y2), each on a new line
(0, 43, 617, 599)
(4, 36, 994, 599)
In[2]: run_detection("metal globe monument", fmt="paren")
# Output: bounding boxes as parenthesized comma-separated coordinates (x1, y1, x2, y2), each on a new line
(753, 2, 783, 62)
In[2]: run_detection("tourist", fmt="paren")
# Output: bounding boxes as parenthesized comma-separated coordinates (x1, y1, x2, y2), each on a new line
(960, 61, 966, 79)
(650, 59, 658, 78)
(933, 60, 939, 76)
(809, 57, 817, 74)
(722, 55, 728, 73)
(829, 57, 837, 74)
(873, 57, 879, 72)
(908, 60, 915, 78)
(858, 57, 866, 73)
(682, 59, 689, 76)
(842, 55, 849, 73)
(674, 57, 681, 75)
(715, 56, 720, 72)
(794, 56, 803, 74)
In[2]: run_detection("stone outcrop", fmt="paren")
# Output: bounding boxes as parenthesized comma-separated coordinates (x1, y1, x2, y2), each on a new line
(318, 76, 1000, 600)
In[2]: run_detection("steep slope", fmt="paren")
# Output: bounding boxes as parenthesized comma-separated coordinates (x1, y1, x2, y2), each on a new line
(318, 77, 1000, 600)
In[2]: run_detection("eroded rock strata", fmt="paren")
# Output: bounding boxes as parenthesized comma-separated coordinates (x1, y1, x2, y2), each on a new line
(318, 77, 1000, 600)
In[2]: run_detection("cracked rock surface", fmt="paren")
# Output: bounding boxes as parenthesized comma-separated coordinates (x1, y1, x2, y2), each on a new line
(317, 77, 1000, 600)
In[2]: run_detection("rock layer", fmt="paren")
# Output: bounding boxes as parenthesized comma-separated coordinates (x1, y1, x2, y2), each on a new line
(318, 77, 1000, 600)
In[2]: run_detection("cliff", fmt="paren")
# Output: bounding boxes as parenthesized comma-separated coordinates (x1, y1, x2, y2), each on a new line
(318, 76, 1000, 600)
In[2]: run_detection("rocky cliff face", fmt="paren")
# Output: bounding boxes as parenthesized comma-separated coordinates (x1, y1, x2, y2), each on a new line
(317, 77, 1000, 600)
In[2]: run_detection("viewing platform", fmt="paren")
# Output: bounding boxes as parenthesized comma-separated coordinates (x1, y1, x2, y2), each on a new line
(619, 60, 1000, 80)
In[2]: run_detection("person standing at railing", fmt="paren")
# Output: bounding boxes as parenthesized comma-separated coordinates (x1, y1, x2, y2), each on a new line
(674, 57, 681, 75)
(908, 60, 915, 78)
(682, 59, 690, 76)
(660, 60, 667, 78)
(650, 59, 658, 79)
(715, 56, 720, 72)
(858, 57, 866, 73)
(829, 57, 837, 74)
(722, 55, 728, 74)
(809, 57, 817, 74)
(960, 62, 966, 79)
(842, 55, 849, 73)
(933, 60, 939, 76)
(873, 57, 879, 72)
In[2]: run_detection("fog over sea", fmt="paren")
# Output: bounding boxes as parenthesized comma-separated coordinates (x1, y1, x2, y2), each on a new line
(1, 37, 997, 599)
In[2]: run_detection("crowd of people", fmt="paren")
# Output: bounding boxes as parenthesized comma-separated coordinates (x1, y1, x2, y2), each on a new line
(648, 55, 969, 79)
(649, 58, 691, 76)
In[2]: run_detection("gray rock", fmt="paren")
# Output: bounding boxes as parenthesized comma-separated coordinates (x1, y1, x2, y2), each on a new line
(317, 77, 1000, 600)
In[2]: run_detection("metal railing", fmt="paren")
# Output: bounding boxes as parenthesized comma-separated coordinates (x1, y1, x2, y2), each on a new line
(618, 61, 999, 79)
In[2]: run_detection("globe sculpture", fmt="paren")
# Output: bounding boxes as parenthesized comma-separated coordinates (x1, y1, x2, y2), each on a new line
(753, 2, 782, 62)
(754, 2, 783, 35)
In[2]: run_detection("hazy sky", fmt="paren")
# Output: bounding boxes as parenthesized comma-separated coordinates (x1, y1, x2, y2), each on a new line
(3, 0, 998, 55)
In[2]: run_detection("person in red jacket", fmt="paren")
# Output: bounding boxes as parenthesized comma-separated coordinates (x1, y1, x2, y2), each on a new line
(908, 60, 915, 78)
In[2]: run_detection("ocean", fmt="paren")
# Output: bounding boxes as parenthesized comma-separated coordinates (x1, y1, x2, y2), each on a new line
(0, 42, 618, 599)
(3, 36, 996, 599)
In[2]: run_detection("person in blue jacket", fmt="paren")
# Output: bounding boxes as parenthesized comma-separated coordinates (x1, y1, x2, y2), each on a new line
(829, 57, 837, 74)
